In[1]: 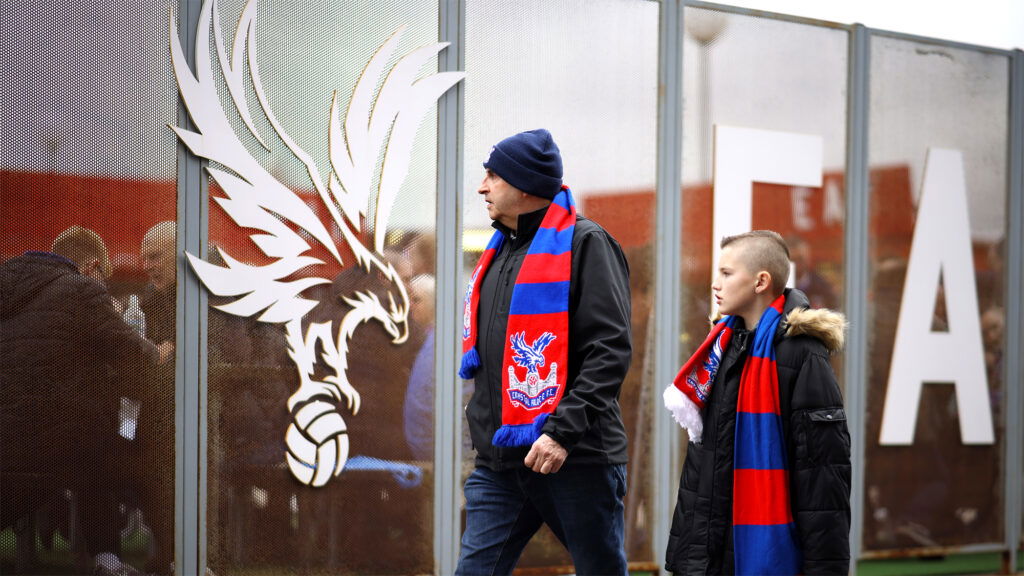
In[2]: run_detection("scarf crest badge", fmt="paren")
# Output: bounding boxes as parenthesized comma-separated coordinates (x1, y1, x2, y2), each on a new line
(685, 332, 725, 403)
(507, 331, 559, 409)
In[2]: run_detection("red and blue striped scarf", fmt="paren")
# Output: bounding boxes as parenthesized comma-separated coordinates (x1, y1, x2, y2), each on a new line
(460, 186, 575, 447)
(665, 294, 800, 575)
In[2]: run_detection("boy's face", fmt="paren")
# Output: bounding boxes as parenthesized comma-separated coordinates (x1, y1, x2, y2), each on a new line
(712, 245, 760, 319)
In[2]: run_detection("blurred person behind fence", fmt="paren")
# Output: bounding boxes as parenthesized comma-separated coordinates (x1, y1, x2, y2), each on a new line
(1, 226, 164, 575)
(129, 220, 179, 574)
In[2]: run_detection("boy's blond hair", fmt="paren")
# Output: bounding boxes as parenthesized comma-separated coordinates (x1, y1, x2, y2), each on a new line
(721, 230, 790, 297)
(52, 225, 113, 278)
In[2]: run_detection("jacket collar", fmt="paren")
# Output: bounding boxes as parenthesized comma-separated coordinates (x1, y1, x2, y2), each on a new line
(491, 204, 550, 249)
(781, 287, 847, 352)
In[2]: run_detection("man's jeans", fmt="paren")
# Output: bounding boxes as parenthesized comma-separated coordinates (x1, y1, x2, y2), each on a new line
(456, 463, 627, 576)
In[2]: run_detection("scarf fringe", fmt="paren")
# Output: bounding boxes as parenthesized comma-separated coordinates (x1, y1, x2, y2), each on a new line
(492, 413, 549, 447)
(663, 384, 704, 444)
(459, 347, 481, 379)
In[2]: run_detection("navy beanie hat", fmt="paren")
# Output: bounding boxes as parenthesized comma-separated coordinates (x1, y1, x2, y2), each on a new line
(483, 129, 563, 199)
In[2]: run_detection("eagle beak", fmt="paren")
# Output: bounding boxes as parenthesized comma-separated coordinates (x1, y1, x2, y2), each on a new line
(392, 319, 408, 344)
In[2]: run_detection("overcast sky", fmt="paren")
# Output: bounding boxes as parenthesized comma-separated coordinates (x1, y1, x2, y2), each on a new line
(722, 0, 1024, 50)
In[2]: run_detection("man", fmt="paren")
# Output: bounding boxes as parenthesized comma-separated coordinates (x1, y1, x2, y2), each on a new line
(787, 235, 838, 311)
(404, 273, 437, 461)
(133, 220, 178, 574)
(663, 230, 851, 575)
(457, 129, 632, 574)
(1, 226, 162, 575)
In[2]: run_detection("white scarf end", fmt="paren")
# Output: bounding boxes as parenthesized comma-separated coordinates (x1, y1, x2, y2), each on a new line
(663, 384, 704, 444)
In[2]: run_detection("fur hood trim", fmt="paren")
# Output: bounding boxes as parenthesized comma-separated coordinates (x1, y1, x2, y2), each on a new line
(783, 307, 846, 352)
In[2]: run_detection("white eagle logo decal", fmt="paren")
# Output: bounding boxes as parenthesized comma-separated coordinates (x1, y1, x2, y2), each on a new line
(170, 0, 464, 487)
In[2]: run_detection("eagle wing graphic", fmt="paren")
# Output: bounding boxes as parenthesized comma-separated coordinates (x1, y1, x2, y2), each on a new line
(169, 0, 464, 487)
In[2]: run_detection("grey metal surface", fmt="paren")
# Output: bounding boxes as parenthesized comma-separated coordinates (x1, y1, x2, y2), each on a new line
(654, 0, 684, 567)
(869, 27, 1014, 57)
(1004, 47, 1023, 576)
(176, 1, 204, 575)
(436, 0, 466, 572)
(683, 0, 849, 30)
(845, 23, 870, 566)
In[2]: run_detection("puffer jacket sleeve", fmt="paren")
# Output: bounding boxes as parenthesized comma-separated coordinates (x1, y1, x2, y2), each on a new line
(82, 278, 160, 367)
(540, 227, 632, 451)
(788, 347, 851, 575)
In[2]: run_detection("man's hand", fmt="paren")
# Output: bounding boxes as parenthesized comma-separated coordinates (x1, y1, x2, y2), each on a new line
(157, 341, 174, 365)
(524, 434, 567, 474)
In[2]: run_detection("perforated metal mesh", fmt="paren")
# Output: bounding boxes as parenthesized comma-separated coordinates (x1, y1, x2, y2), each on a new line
(464, 0, 660, 567)
(864, 34, 1010, 553)
(197, 1, 440, 574)
(1, 1, 179, 574)
(679, 7, 849, 365)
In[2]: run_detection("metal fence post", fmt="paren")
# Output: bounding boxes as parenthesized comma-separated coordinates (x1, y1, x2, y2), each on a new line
(844, 23, 870, 571)
(437, 0, 466, 573)
(654, 0, 684, 568)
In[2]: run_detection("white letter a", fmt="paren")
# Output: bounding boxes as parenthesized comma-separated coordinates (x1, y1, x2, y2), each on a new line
(879, 149, 994, 446)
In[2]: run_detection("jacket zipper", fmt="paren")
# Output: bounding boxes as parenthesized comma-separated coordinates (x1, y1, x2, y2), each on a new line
(484, 238, 516, 464)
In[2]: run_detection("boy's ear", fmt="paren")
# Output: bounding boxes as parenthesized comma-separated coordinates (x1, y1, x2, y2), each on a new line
(754, 270, 772, 294)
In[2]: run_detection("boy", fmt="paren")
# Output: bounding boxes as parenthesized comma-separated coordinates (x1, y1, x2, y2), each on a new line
(663, 230, 850, 575)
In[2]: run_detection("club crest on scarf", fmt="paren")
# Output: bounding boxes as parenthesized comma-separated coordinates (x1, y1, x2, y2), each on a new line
(462, 267, 481, 339)
(507, 331, 560, 409)
(685, 334, 724, 404)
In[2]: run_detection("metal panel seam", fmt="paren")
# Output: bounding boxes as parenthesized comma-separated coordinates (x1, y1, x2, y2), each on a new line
(654, 0, 683, 568)
(1003, 47, 1024, 575)
(844, 23, 870, 569)
(436, 0, 465, 573)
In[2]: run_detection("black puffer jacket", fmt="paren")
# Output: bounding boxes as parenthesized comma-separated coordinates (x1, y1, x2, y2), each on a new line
(1, 252, 159, 524)
(666, 289, 851, 575)
(466, 206, 632, 470)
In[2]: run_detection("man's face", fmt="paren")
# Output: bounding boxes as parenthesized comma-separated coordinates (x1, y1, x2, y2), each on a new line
(478, 170, 526, 229)
(410, 282, 434, 328)
(141, 237, 176, 291)
(712, 245, 759, 319)
(791, 242, 811, 271)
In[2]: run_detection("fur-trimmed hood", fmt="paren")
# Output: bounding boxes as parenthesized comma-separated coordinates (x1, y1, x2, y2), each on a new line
(783, 306, 847, 353)
(707, 288, 847, 353)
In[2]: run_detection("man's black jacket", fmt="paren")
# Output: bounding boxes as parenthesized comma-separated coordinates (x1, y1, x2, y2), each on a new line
(666, 289, 851, 575)
(465, 206, 632, 470)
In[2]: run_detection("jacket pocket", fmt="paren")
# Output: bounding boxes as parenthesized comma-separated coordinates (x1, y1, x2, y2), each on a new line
(793, 407, 849, 469)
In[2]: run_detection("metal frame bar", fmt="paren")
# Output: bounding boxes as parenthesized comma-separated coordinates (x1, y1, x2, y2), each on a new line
(683, 0, 849, 30)
(859, 541, 1011, 560)
(653, 0, 684, 568)
(175, 0, 204, 575)
(844, 23, 870, 566)
(869, 27, 1013, 57)
(436, 0, 465, 572)
(1004, 47, 1024, 576)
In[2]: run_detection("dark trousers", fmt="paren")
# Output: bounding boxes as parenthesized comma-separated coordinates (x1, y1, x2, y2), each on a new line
(456, 463, 627, 576)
